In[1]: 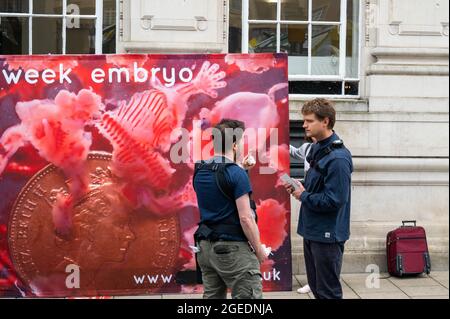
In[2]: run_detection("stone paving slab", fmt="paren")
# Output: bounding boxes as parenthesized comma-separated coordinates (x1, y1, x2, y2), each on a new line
(294, 275, 308, 287)
(399, 285, 449, 298)
(341, 282, 360, 299)
(264, 291, 310, 299)
(437, 280, 449, 289)
(107, 271, 449, 299)
(430, 271, 449, 281)
(388, 276, 442, 288)
(343, 279, 401, 294)
(411, 295, 449, 299)
(357, 291, 410, 299)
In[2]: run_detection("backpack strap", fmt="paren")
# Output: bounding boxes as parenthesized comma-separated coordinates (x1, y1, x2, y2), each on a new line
(193, 161, 237, 201)
(311, 148, 332, 176)
(215, 163, 237, 201)
(215, 164, 257, 217)
(309, 140, 346, 176)
(192, 160, 206, 191)
(193, 160, 258, 222)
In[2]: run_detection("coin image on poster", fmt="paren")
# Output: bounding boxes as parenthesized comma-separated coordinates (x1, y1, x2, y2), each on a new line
(8, 152, 181, 297)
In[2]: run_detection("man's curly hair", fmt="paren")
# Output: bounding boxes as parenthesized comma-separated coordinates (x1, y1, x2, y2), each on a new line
(301, 98, 336, 130)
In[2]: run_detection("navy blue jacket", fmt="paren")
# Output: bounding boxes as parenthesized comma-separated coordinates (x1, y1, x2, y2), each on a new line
(297, 133, 353, 243)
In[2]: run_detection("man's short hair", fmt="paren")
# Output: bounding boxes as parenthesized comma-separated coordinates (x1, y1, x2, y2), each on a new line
(301, 98, 336, 129)
(212, 119, 246, 154)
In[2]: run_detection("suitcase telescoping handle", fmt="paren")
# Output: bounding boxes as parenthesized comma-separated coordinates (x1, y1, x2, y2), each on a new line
(402, 220, 417, 227)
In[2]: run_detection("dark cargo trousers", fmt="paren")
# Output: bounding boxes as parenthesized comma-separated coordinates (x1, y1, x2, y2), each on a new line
(197, 240, 263, 299)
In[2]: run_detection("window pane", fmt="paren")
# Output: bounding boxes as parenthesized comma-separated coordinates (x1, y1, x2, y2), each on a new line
(281, 0, 308, 21)
(249, 0, 277, 20)
(311, 25, 339, 75)
(346, 0, 359, 78)
(312, 0, 340, 21)
(344, 81, 359, 95)
(0, 17, 29, 54)
(103, 0, 116, 53)
(289, 81, 342, 95)
(66, 18, 95, 54)
(280, 24, 308, 74)
(0, 0, 29, 13)
(248, 24, 277, 53)
(33, 0, 62, 14)
(67, 0, 95, 15)
(32, 18, 62, 54)
(228, 0, 242, 53)
(289, 120, 307, 178)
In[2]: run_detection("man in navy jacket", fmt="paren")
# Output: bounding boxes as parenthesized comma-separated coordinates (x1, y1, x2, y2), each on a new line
(284, 98, 353, 299)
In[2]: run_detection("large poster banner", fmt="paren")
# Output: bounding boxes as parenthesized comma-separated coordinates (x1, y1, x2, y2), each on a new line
(0, 53, 291, 297)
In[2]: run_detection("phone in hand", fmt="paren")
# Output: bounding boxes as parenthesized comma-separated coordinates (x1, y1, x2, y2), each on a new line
(280, 173, 300, 191)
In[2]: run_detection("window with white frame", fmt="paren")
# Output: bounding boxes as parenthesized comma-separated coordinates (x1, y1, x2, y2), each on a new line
(229, 0, 361, 97)
(0, 0, 116, 55)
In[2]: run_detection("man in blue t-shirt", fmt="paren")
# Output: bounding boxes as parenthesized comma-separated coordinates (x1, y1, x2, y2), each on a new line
(193, 119, 267, 299)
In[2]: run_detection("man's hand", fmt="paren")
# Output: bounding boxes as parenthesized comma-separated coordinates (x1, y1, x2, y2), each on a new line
(242, 154, 256, 170)
(255, 246, 268, 264)
(291, 180, 305, 200)
(282, 179, 305, 201)
(282, 181, 294, 194)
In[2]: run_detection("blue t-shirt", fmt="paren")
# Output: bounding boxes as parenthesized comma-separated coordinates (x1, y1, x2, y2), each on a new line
(193, 156, 252, 241)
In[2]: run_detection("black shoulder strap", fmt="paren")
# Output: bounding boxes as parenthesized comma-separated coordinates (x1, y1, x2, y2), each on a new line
(193, 161, 258, 223)
(193, 161, 237, 201)
(310, 143, 346, 176)
(215, 163, 237, 201)
(192, 160, 206, 191)
(216, 164, 257, 222)
(314, 146, 334, 164)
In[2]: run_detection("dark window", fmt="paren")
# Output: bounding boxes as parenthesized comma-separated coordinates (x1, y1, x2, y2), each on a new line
(0, 0, 116, 55)
(0, 0, 29, 13)
(290, 120, 307, 179)
(103, 0, 116, 54)
(229, 0, 361, 96)
(228, 0, 242, 53)
(0, 17, 29, 54)
(345, 81, 359, 95)
(289, 81, 341, 95)
(289, 80, 359, 96)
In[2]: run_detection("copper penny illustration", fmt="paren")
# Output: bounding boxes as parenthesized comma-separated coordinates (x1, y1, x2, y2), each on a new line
(8, 152, 180, 297)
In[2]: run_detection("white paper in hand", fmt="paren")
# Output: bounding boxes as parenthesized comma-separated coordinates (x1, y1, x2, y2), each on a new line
(261, 244, 273, 257)
(280, 173, 300, 190)
(189, 245, 200, 254)
(246, 155, 256, 166)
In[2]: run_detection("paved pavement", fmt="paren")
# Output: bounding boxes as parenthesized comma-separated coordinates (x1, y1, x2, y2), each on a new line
(113, 271, 449, 299)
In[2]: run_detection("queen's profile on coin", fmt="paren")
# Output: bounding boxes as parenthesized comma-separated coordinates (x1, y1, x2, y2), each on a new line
(55, 184, 135, 279)
(9, 153, 180, 297)
(25, 184, 135, 296)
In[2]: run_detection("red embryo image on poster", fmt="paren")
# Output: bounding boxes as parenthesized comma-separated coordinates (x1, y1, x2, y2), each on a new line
(0, 53, 291, 297)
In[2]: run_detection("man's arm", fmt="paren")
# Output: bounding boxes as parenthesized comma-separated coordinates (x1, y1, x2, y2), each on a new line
(236, 194, 267, 264)
(290, 144, 309, 160)
(300, 157, 352, 213)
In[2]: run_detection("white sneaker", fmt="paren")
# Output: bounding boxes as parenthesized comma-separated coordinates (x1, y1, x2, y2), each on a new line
(297, 284, 311, 294)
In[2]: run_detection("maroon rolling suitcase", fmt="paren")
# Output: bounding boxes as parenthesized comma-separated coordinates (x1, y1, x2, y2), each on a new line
(386, 220, 431, 277)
